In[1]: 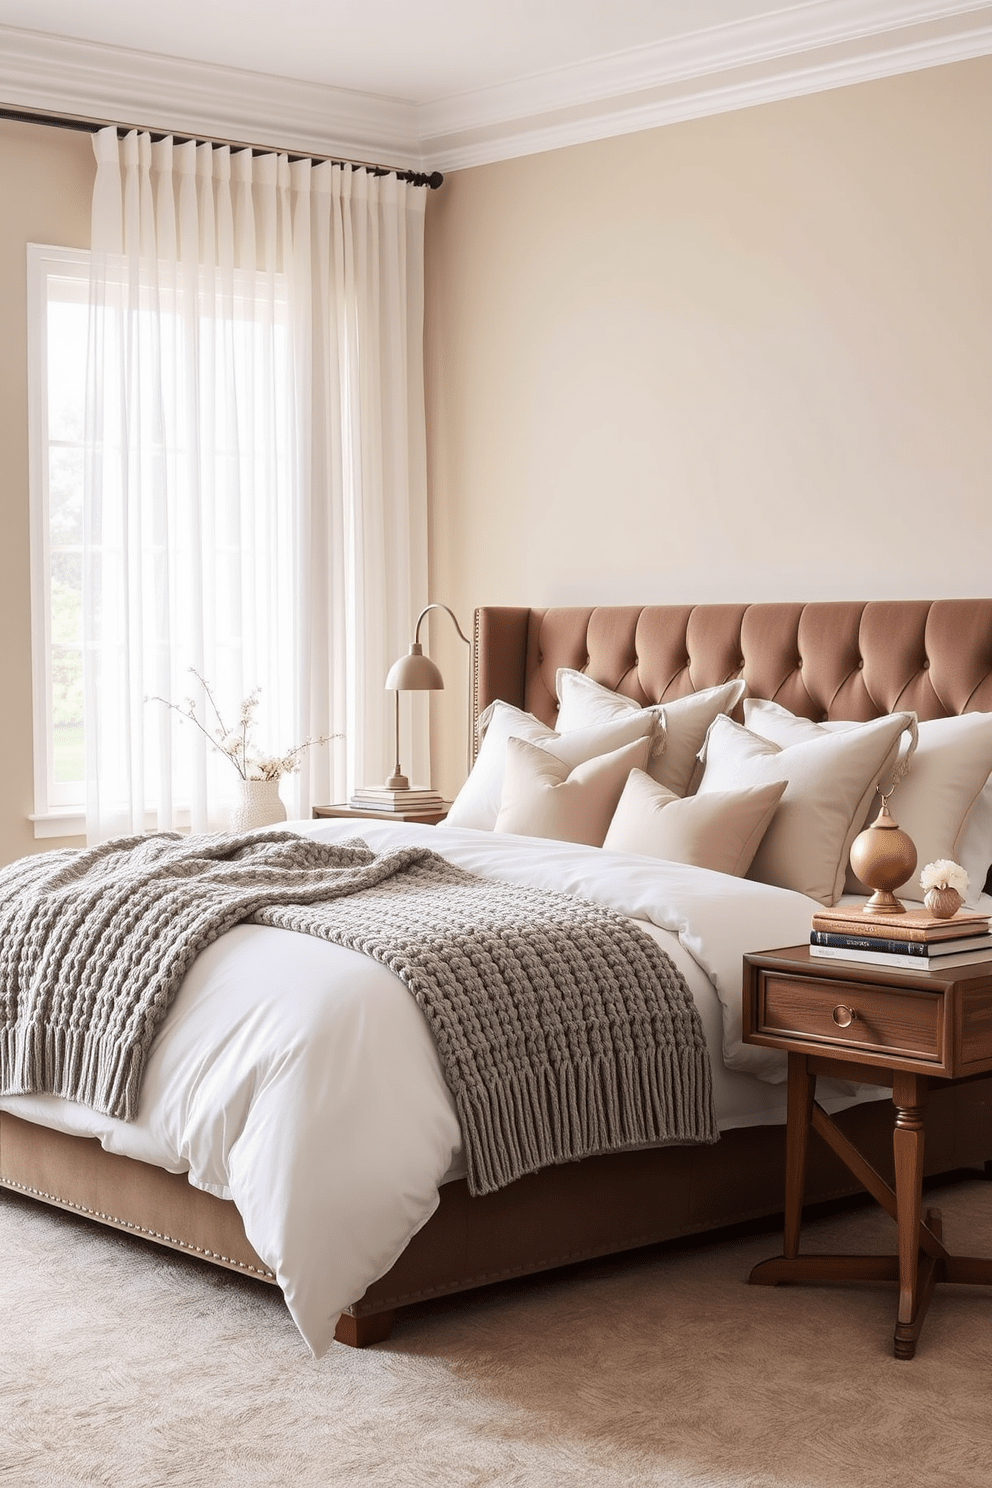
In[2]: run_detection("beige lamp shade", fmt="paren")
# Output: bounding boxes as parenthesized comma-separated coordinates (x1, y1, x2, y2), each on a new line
(385, 643, 444, 692)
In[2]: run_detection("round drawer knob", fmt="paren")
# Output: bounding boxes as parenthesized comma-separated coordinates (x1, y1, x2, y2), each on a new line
(832, 1005, 857, 1028)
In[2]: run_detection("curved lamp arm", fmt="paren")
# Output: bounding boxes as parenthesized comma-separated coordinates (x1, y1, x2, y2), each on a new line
(413, 603, 471, 649)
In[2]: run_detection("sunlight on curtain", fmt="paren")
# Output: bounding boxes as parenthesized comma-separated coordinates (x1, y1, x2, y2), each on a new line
(84, 128, 428, 841)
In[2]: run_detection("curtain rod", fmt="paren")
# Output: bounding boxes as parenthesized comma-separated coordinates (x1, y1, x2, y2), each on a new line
(0, 104, 443, 189)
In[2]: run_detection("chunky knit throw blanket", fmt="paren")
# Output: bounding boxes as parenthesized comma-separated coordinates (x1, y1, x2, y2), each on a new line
(0, 832, 716, 1195)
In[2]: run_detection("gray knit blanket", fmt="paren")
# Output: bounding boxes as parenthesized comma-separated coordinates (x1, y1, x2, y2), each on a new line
(0, 832, 716, 1195)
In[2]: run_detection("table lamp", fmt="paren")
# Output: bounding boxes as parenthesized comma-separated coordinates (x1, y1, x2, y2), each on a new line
(364, 603, 471, 808)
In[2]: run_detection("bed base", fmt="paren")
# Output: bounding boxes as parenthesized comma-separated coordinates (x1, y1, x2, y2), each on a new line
(4, 1076, 990, 1346)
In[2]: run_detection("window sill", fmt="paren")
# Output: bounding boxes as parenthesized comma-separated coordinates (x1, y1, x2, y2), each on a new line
(29, 810, 85, 840)
(28, 806, 200, 839)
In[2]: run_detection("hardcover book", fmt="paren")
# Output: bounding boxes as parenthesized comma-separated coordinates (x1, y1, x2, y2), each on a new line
(809, 943, 992, 972)
(810, 903, 989, 943)
(351, 787, 444, 807)
(810, 930, 992, 958)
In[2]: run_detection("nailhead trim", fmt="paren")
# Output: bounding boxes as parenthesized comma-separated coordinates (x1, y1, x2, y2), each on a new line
(472, 608, 482, 760)
(1, 1177, 277, 1281)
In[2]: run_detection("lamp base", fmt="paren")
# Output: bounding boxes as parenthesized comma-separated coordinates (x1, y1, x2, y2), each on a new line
(384, 771, 410, 790)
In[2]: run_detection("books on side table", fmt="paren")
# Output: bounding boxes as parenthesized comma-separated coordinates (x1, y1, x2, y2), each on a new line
(350, 786, 445, 811)
(809, 903, 992, 971)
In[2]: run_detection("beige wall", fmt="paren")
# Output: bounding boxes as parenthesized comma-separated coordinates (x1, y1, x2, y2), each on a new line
(1, 62, 990, 851)
(0, 119, 95, 864)
(424, 59, 992, 798)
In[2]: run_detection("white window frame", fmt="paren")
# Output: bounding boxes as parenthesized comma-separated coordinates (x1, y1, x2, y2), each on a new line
(27, 243, 88, 838)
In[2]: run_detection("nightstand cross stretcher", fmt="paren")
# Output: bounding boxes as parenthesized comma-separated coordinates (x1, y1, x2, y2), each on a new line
(749, 1053, 992, 1358)
(743, 947, 992, 1359)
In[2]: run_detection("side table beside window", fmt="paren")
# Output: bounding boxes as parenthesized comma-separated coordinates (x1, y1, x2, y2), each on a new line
(742, 945, 992, 1359)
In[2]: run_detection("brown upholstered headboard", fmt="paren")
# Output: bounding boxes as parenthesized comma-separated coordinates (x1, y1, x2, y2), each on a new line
(474, 601, 992, 732)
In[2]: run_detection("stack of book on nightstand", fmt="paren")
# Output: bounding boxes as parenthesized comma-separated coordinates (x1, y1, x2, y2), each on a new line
(350, 786, 445, 812)
(810, 904, 992, 970)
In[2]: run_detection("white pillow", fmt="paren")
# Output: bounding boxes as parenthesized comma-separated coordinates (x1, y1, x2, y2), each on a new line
(445, 700, 660, 832)
(494, 734, 654, 846)
(862, 714, 992, 904)
(696, 711, 916, 905)
(957, 765, 992, 904)
(555, 671, 746, 797)
(744, 698, 860, 743)
(745, 699, 992, 906)
(603, 769, 787, 877)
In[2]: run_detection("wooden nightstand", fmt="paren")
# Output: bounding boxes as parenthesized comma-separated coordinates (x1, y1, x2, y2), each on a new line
(743, 945, 992, 1358)
(312, 802, 451, 826)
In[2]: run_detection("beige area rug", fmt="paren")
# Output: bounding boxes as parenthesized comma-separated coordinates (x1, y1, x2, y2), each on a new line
(2, 1180, 991, 1488)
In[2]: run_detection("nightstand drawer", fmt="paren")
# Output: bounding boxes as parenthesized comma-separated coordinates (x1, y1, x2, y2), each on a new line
(758, 974, 942, 1062)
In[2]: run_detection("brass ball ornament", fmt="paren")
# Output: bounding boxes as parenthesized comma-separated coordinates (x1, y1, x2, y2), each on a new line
(848, 791, 918, 915)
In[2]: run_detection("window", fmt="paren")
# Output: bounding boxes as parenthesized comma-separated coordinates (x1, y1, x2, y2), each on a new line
(27, 243, 298, 837)
(28, 245, 88, 835)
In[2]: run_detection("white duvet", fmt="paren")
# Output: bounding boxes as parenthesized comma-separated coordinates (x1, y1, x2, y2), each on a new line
(0, 820, 884, 1356)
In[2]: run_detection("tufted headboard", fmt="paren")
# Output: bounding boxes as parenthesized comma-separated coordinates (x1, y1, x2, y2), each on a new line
(473, 600, 992, 733)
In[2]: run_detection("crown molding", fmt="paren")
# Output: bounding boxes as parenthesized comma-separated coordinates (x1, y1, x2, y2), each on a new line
(423, 3, 992, 170)
(0, 4, 989, 175)
(0, 25, 422, 168)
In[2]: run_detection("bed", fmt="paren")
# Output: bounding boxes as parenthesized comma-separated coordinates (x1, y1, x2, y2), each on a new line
(2, 598, 991, 1354)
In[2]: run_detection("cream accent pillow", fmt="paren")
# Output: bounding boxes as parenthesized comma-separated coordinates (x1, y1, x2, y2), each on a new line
(743, 696, 913, 895)
(603, 769, 787, 877)
(445, 701, 660, 832)
(745, 700, 992, 905)
(555, 670, 746, 797)
(494, 734, 653, 846)
(696, 711, 915, 905)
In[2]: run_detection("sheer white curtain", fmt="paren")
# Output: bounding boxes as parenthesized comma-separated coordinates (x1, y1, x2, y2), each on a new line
(83, 128, 428, 841)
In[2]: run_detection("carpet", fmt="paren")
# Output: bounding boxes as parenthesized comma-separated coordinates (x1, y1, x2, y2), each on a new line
(2, 1178, 991, 1487)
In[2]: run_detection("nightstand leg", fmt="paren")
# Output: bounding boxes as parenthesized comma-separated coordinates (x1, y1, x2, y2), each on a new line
(892, 1071, 927, 1360)
(783, 1052, 815, 1259)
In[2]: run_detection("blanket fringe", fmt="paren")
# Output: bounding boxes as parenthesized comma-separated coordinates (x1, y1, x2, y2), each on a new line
(457, 1044, 717, 1196)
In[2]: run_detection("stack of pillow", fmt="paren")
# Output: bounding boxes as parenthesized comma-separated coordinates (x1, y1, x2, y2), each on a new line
(443, 671, 992, 910)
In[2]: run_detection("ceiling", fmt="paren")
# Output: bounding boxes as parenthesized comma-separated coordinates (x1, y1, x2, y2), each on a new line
(0, 1, 989, 170)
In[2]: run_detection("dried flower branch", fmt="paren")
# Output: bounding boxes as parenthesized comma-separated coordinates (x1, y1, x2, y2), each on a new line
(149, 670, 340, 781)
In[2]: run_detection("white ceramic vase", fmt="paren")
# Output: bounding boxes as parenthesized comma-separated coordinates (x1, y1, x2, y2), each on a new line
(230, 778, 287, 833)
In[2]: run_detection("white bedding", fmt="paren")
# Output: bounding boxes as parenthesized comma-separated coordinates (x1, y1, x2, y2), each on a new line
(0, 819, 886, 1356)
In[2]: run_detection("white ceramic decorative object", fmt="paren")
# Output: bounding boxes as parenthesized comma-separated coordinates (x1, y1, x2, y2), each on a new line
(924, 886, 963, 920)
(919, 859, 969, 919)
(230, 778, 287, 833)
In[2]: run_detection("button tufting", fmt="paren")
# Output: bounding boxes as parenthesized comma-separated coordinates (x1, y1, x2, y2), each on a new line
(923, 659, 930, 670)
(857, 660, 864, 670)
